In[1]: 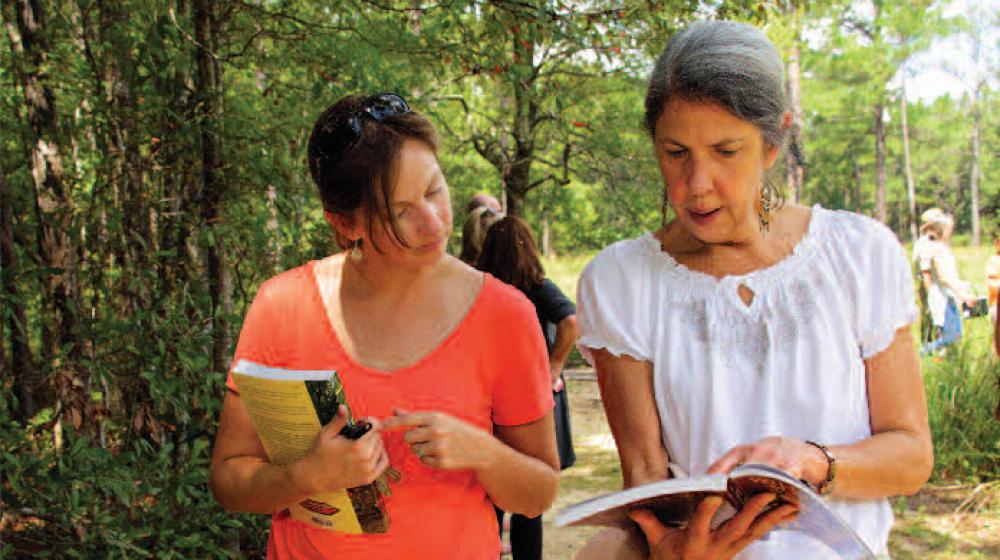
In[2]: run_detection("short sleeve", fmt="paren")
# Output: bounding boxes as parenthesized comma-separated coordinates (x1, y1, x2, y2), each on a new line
(225, 269, 308, 393)
(531, 279, 576, 325)
(487, 281, 554, 426)
(850, 220, 919, 359)
(225, 293, 272, 394)
(576, 242, 652, 366)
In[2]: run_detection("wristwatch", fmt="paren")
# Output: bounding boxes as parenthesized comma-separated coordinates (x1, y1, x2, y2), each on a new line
(805, 440, 836, 496)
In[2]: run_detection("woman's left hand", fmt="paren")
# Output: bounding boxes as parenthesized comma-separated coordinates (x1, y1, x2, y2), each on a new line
(707, 436, 828, 488)
(384, 409, 493, 470)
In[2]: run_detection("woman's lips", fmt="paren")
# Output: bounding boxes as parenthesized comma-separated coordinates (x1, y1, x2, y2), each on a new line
(688, 208, 721, 226)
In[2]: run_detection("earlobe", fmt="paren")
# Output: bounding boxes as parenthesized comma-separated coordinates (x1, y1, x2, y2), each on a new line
(324, 210, 362, 245)
(763, 145, 781, 170)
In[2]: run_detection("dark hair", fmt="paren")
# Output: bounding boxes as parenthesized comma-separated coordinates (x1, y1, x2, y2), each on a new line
(307, 94, 439, 250)
(476, 216, 544, 293)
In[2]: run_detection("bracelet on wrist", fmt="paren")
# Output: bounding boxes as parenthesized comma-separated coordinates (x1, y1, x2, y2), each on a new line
(804, 440, 836, 496)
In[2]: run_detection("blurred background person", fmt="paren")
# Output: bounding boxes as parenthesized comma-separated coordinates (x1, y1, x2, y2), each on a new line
(987, 230, 999, 327)
(477, 216, 579, 560)
(467, 192, 502, 214)
(918, 210, 978, 356)
(460, 205, 503, 265)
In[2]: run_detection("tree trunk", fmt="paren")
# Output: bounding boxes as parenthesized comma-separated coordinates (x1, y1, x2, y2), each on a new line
(9, 0, 88, 439)
(900, 78, 917, 244)
(541, 209, 551, 257)
(852, 159, 864, 214)
(100, 0, 148, 289)
(193, 0, 231, 374)
(0, 161, 39, 423)
(874, 103, 887, 222)
(503, 30, 536, 219)
(969, 84, 981, 247)
(784, 1, 804, 203)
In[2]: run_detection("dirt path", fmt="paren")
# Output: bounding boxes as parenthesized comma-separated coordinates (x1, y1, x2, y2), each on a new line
(533, 375, 1000, 559)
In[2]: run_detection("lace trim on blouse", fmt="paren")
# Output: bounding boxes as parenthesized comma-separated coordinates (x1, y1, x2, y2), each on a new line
(635, 206, 829, 367)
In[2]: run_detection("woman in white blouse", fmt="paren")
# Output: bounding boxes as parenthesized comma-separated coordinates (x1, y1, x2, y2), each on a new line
(575, 21, 932, 560)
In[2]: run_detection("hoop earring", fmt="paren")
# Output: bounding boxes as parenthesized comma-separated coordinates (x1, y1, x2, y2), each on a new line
(349, 238, 363, 263)
(758, 181, 771, 234)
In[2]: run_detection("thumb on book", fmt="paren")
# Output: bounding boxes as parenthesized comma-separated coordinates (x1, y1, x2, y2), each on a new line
(320, 405, 349, 436)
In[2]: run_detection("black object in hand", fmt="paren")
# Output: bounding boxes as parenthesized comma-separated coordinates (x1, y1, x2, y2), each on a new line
(339, 419, 372, 440)
(963, 297, 988, 318)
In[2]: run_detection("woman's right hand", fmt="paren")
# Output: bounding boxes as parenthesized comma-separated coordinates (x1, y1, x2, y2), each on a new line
(290, 405, 389, 495)
(629, 493, 797, 560)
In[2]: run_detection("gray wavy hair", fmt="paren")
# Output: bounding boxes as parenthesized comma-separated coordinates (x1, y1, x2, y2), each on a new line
(644, 20, 789, 150)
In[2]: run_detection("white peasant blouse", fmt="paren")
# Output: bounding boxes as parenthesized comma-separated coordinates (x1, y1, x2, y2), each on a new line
(577, 206, 917, 559)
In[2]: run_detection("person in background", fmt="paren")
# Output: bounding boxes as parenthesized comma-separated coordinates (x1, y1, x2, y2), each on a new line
(989, 231, 1000, 421)
(987, 231, 999, 327)
(918, 211, 978, 356)
(575, 20, 931, 559)
(914, 208, 947, 344)
(460, 205, 503, 265)
(209, 93, 559, 559)
(467, 192, 503, 214)
(477, 216, 579, 560)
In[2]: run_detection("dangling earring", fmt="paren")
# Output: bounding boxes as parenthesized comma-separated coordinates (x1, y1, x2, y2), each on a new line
(349, 238, 363, 263)
(758, 181, 771, 234)
(661, 188, 669, 229)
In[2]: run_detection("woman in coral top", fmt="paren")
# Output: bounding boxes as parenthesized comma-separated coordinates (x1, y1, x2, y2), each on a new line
(209, 93, 559, 559)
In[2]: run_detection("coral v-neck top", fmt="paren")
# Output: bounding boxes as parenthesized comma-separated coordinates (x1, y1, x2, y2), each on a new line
(225, 259, 553, 559)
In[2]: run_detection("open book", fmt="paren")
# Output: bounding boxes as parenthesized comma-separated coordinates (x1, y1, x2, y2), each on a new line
(556, 463, 875, 560)
(231, 360, 398, 534)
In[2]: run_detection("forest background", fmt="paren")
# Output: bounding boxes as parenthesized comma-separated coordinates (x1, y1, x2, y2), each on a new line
(1, 0, 998, 557)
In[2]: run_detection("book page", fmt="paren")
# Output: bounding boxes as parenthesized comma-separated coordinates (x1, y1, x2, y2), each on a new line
(730, 464, 876, 560)
(556, 475, 728, 528)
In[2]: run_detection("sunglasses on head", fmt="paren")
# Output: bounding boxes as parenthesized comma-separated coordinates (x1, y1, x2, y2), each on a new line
(316, 92, 411, 160)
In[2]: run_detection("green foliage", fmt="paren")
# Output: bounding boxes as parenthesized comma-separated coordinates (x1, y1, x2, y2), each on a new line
(1, 1, 997, 556)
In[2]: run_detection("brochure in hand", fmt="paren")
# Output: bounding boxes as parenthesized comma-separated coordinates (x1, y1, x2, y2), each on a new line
(556, 463, 875, 560)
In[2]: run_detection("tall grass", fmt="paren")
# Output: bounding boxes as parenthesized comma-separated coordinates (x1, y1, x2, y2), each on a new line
(922, 318, 1000, 483)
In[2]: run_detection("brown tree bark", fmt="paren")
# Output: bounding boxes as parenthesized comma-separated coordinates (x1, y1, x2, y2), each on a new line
(194, 0, 232, 374)
(900, 77, 918, 244)
(874, 103, 887, 222)
(468, 9, 569, 218)
(852, 159, 864, 214)
(99, 0, 149, 282)
(784, 1, 805, 203)
(969, 83, 981, 247)
(8, 0, 89, 439)
(0, 161, 39, 423)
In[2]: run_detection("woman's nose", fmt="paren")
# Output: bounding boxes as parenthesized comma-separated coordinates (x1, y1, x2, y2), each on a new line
(417, 201, 445, 236)
(686, 157, 713, 196)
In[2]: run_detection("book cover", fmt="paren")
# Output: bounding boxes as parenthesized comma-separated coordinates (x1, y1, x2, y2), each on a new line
(556, 463, 875, 560)
(231, 359, 397, 534)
